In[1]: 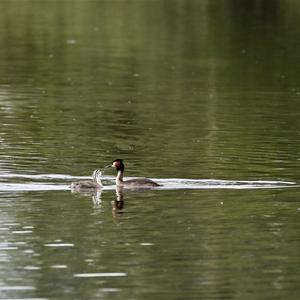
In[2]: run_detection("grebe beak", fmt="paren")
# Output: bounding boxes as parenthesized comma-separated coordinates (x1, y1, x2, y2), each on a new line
(100, 164, 112, 174)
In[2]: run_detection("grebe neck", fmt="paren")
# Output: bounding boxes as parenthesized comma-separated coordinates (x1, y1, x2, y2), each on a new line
(116, 170, 124, 185)
(95, 176, 102, 186)
(92, 170, 103, 186)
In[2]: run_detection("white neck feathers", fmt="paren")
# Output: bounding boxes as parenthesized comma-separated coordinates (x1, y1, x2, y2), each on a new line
(116, 170, 124, 185)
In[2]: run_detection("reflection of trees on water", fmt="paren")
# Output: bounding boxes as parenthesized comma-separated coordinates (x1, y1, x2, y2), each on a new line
(0, 0, 299, 175)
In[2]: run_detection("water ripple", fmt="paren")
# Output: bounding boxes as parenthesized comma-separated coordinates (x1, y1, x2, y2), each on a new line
(44, 243, 74, 248)
(0, 173, 297, 192)
(0, 286, 36, 291)
(73, 272, 127, 278)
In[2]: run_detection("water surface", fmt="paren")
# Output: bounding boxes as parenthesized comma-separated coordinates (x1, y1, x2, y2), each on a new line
(0, 0, 300, 299)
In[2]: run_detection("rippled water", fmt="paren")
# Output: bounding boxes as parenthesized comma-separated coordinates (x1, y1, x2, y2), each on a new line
(0, 172, 297, 192)
(1, 0, 300, 299)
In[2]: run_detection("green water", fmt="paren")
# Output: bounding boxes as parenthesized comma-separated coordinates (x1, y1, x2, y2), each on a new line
(0, 1, 300, 299)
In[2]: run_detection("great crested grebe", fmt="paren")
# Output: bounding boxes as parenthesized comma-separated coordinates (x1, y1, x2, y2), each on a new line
(70, 169, 103, 191)
(111, 159, 160, 187)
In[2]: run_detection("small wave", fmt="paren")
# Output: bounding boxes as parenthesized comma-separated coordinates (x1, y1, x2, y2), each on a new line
(154, 178, 297, 190)
(0, 183, 69, 192)
(0, 173, 90, 180)
(73, 272, 127, 278)
(44, 243, 74, 247)
(0, 173, 297, 192)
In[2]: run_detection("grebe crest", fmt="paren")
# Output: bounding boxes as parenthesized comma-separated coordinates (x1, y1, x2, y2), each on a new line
(111, 159, 160, 188)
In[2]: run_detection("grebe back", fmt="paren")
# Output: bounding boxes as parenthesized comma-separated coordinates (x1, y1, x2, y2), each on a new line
(70, 169, 103, 191)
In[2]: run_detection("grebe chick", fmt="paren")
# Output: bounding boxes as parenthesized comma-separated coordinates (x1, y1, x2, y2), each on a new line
(112, 159, 160, 187)
(70, 169, 103, 191)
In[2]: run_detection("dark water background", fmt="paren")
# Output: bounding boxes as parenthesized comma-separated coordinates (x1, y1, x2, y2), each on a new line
(0, 1, 300, 299)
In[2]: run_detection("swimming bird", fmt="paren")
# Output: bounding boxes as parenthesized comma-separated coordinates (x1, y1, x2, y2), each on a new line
(70, 169, 103, 191)
(111, 159, 160, 187)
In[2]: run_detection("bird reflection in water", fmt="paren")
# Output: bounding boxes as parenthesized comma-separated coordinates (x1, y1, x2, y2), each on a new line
(112, 186, 125, 215)
(92, 190, 102, 206)
(70, 184, 124, 214)
(71, 187, 103, 207)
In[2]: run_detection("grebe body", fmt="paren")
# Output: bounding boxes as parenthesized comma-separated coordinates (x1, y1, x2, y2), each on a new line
(70, 169, 102, 191)
(112, 159, 160, 187)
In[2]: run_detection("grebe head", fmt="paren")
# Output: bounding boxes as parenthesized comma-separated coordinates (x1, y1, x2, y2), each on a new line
(112, 159, 124, 171)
